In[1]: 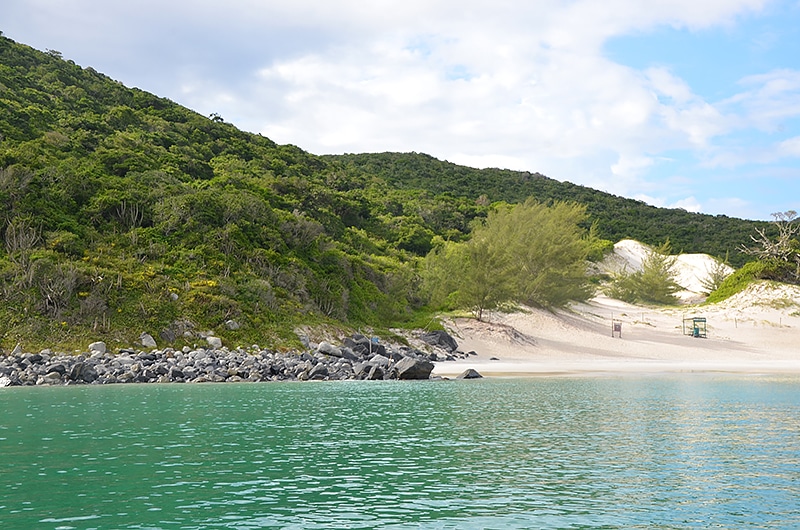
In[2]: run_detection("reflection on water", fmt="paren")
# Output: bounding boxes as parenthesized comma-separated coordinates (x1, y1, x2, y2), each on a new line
(2, 376, 799, 528)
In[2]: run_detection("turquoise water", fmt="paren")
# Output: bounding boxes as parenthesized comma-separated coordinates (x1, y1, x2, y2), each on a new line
(1, 376, 799, 529)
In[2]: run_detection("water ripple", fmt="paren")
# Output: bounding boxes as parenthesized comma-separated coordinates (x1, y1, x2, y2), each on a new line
(2, 376, 800, 528)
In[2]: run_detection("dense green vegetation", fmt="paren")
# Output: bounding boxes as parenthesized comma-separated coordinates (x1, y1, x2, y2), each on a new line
(328, 152, 772, 267)
(0, 35, 484, 350)
(0, 34, 780, 350)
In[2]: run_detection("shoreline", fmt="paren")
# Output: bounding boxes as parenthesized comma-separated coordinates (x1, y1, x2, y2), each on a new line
(433, 359, 800, 378)
(0, 333, 464, 387)
(4, 285, 800, 385)
(431, 292, 800, 378)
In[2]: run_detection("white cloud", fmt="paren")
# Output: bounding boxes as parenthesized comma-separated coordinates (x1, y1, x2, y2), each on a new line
(779, 136, 800, 156)
(223, 1, 771, 164)
(611, 154, 656, 178)
(669, 196, 704, 212)
(704, 197, 760, 218)
(724, 69, 800, 131)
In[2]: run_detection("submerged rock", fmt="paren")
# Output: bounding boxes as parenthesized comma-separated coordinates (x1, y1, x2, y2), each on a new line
(456, 368, 483, 379)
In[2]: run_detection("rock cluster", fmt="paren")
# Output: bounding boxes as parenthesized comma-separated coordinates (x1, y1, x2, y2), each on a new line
(0, 332, 478, 386)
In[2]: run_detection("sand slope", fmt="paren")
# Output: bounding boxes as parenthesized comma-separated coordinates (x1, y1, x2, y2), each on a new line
(433, 243, 800, 377)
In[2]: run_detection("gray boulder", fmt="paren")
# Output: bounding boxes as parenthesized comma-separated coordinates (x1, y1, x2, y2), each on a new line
(420, 331, 458, 353)
(308, 363, 329, 380)
(37, 372, 63, 385)
(26, 353, 44, 364)
(368, 354, 391, 368)
(68, 362, 86, 381)
(393, 356, 434, 380)
(46, 363, 66, 375)
(366, 365, 384, 380)
(337, 347, 360, 361)
(355, 363, 384, 380)
(159, 329, 177, 343)
(317, 341, 342, 357)
(140, 333, 157, 349)
(343, 336, 367, 353)
(68, 362, 98, 383)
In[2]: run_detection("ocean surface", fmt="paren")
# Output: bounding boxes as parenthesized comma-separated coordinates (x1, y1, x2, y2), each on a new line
(2, 376, 799, 529)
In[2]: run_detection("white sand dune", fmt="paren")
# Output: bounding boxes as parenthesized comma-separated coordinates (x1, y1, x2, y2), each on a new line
(432, 242, 800, 377)
(596, 239, 735, 302)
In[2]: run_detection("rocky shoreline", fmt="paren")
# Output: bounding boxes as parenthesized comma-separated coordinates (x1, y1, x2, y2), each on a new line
(0, 330, 482, 387)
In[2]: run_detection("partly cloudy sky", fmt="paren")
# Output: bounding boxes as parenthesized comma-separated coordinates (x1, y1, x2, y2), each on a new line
(4, 0, 800, 220)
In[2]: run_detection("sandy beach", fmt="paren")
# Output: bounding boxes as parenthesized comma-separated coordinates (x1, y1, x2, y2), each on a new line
(432, 284, 800, 378)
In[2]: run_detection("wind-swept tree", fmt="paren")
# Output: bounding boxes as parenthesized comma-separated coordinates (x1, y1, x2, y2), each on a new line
(606, 241, 681, 305)
(487, 199, 594, 308)
(423, 231, 515, 321)
(423, 199, 595, 320)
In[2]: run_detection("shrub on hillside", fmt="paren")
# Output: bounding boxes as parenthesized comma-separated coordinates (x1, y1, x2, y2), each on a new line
(705, 259, 793, 304)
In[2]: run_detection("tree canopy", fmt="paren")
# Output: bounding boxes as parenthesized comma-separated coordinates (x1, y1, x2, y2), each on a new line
(423, 200, 595, 319)
(328, 152, 773, 268)
(605, 241, 682, 305)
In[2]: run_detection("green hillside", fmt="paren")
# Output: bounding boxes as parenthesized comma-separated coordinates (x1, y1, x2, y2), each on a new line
(0, 34, 768, 350)
(326, 152, 770, 266)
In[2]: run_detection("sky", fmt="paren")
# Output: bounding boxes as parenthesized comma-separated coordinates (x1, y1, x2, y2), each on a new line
(3, 0, 800, 221)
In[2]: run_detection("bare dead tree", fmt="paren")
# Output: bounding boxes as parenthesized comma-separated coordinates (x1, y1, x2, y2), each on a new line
(5, 217, 40, 256)
(115, 200, 144, 229)
(5, 217, 41, 283)
(740, 210, 800, 282)
(36, 263, 79, 318)
(740, 211, 799, 260)
(0, 166, 33, 205)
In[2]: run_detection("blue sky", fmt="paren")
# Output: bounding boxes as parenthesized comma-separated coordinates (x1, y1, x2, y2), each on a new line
(3, 0, 800, 220)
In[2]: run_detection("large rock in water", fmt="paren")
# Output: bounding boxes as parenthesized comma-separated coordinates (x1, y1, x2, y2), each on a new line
(420, 330, 458, 353)
(456, 368, 483, 379)
(37, 372, 63, 385)
(393, 356, 434, 380)
(68, 361, 98, 383)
